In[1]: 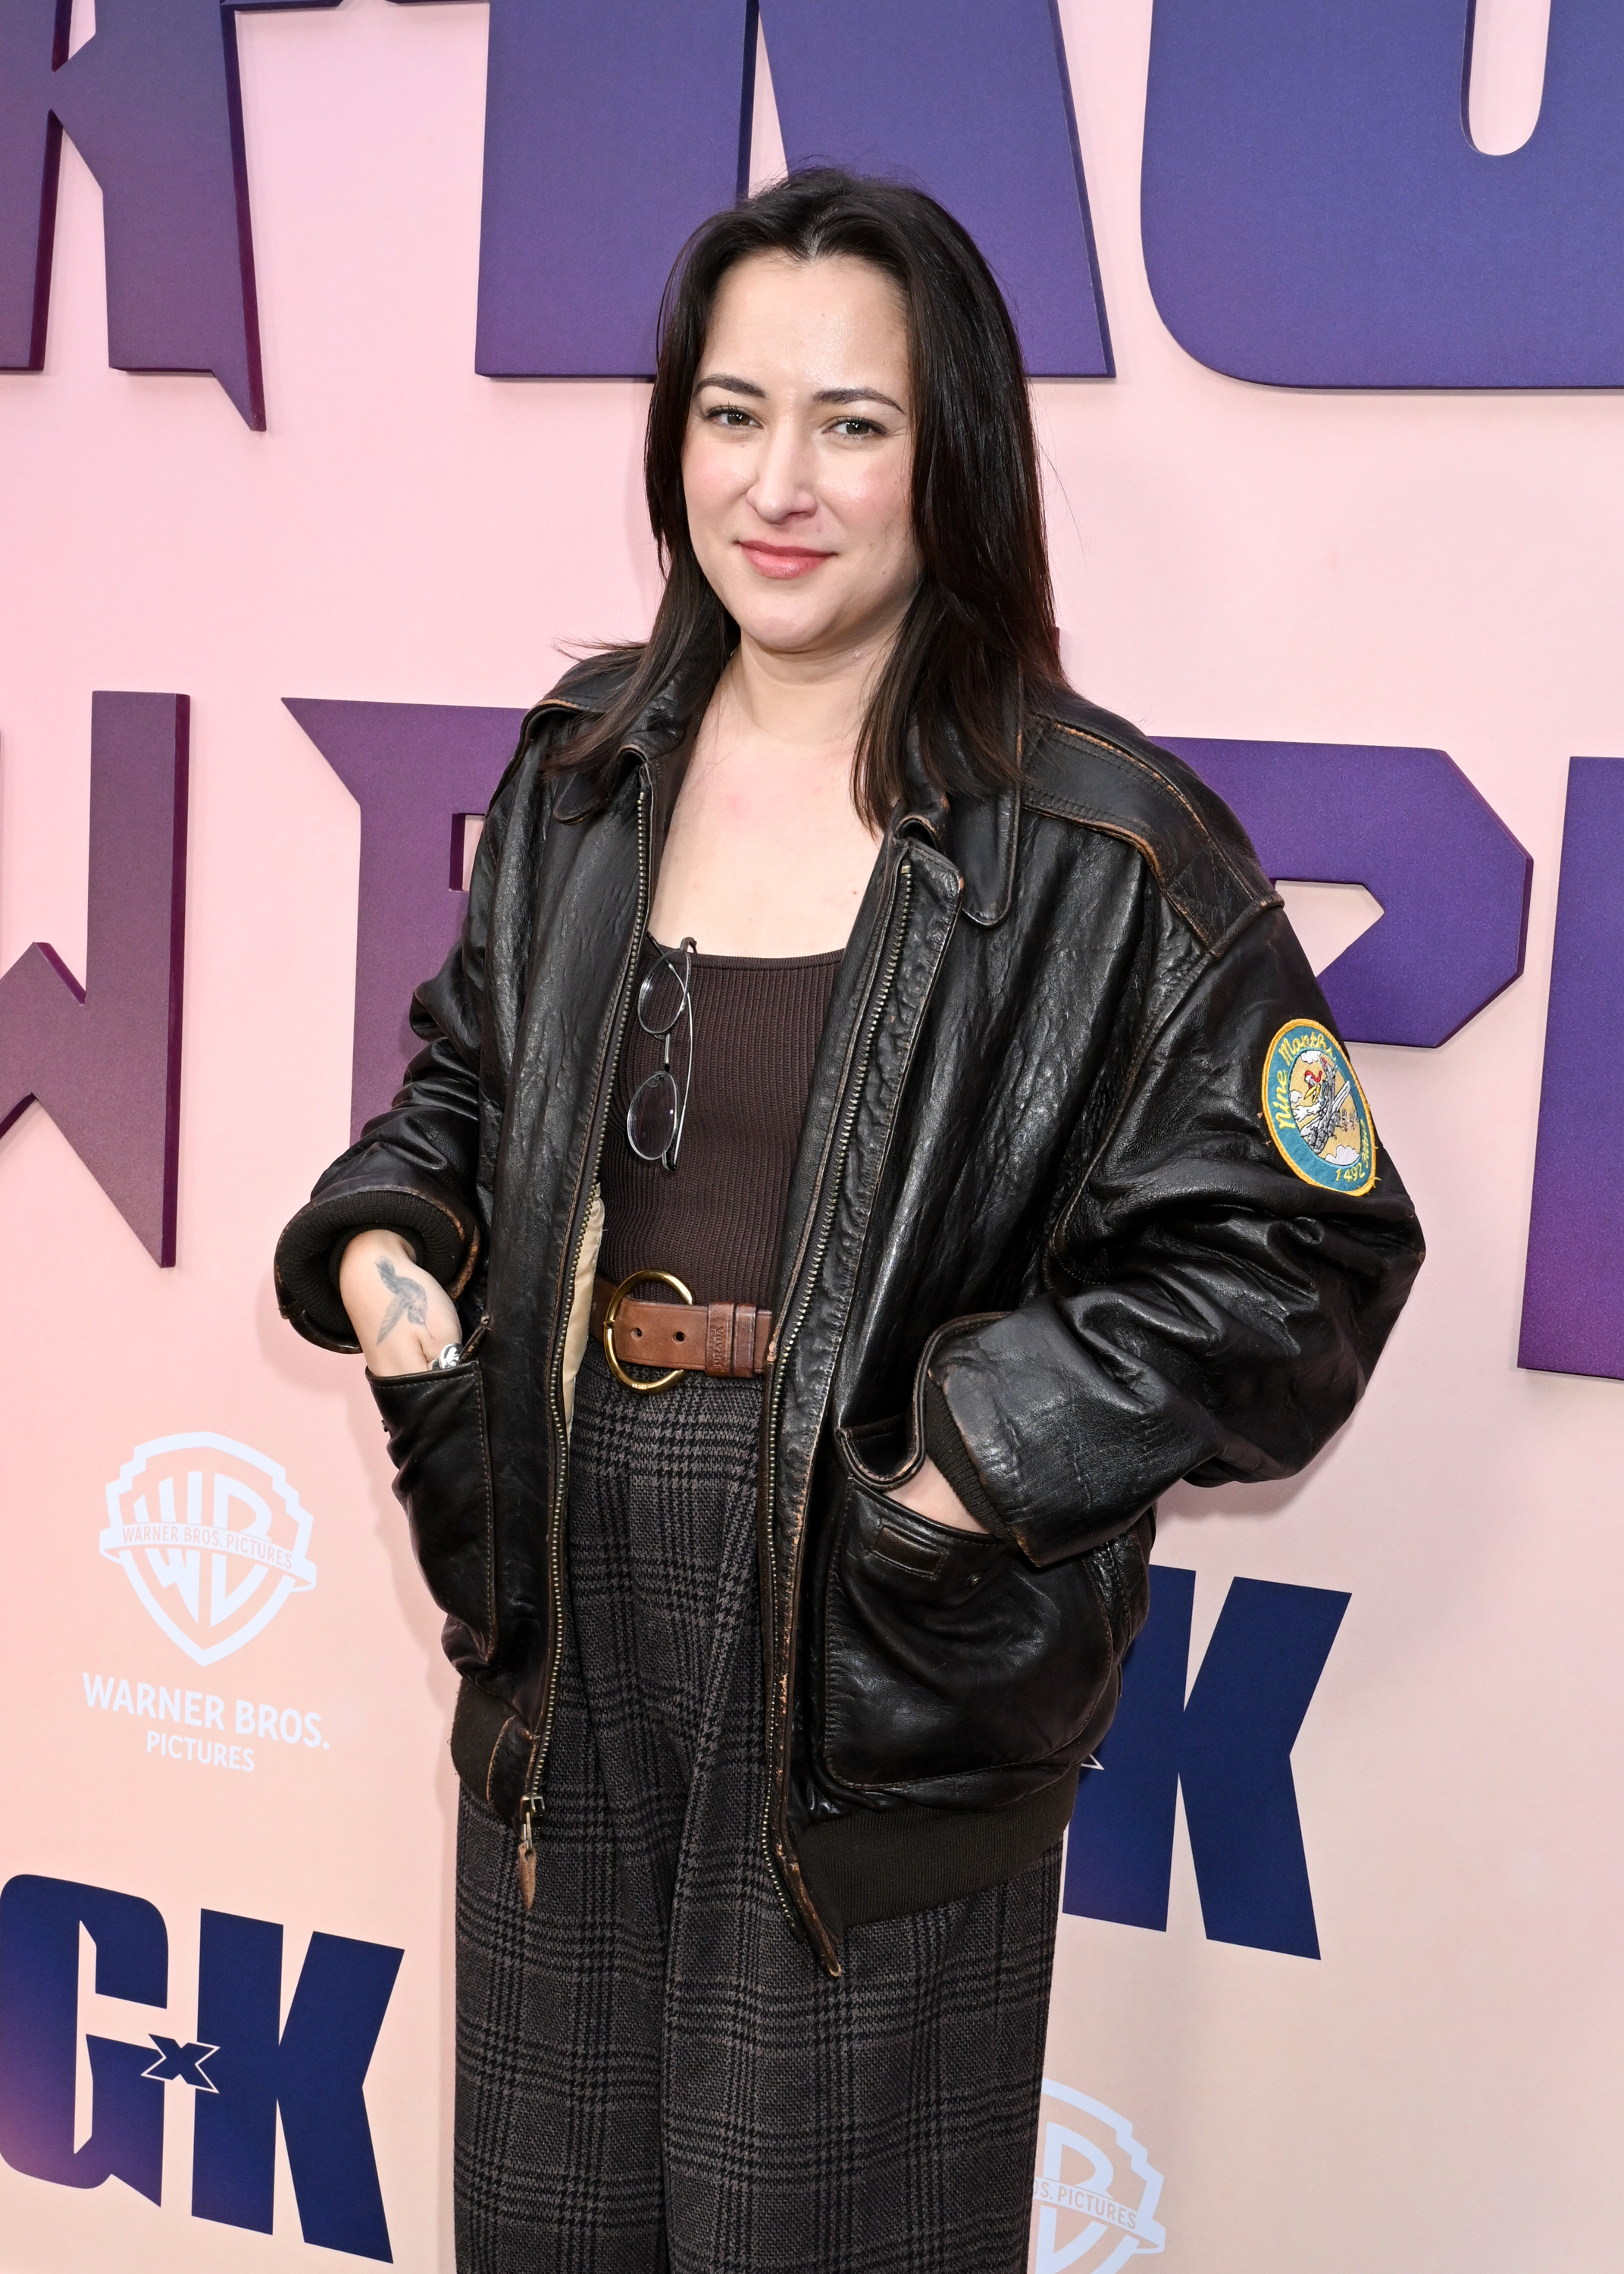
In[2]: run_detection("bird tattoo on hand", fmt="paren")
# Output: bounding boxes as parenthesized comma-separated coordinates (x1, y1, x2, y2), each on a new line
(375, 1257, 427, 1343)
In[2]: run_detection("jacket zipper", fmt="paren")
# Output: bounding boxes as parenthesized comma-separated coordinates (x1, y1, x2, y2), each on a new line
(516, 769, 653, 1899)
(756, 858, 915, 1957)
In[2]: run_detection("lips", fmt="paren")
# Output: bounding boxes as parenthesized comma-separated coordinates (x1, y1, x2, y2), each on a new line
(737, 541, 834, 580)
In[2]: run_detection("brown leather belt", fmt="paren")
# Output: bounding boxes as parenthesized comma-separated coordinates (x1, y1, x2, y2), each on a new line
(590, 1270, 773, 1392)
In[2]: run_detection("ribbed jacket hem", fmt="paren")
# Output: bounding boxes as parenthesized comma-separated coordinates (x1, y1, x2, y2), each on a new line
(451, 1677, 532, 1824)
(451, 1662, 1079, 1936)
(793, 1771, 1079, 1933)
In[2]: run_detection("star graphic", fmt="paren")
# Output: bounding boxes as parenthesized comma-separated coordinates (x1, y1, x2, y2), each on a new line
(142, 2036, 220, 2091)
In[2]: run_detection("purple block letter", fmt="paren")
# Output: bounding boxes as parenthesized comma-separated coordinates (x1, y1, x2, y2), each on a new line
(284, 700, 525, 1138)
(0, 693, 189, 1266)
(393, 0, 1109, 378)
(763, 0, 1109, 376)
(457, 0, 750, 379)
(1520, 759, 1624, 1380)
(0, 0, 340, 427)
(1143, 0, 1624, 387)
(1165, 739, 1532, 1048)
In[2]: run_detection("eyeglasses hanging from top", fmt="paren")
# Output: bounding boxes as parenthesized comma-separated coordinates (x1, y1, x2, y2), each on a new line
(626, 938, 696, 1172)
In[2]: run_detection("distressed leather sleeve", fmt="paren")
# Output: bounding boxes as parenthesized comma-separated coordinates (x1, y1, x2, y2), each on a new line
(272, 760, 527, 1352)
(923, 903, 1425, 1568)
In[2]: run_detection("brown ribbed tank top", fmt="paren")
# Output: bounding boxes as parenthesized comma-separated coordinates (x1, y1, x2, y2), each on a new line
(598, 937, 843, 1311)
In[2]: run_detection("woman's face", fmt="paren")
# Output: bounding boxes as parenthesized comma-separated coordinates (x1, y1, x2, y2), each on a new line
(682, 252, 922, 666)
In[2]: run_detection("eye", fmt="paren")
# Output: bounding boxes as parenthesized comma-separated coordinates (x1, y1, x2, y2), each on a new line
(703, 403, 759, 429)
(829, 416, 884, 439)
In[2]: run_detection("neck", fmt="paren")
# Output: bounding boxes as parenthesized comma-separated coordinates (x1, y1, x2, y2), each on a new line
(724, 623, 899, 754)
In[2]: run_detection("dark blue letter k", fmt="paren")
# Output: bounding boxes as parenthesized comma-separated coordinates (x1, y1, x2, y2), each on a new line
(1062, 1565, 1350, 1959)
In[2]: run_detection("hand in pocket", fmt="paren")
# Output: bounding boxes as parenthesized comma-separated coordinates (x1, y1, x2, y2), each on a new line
(340, 1229, 462, 1374)
(883, 1454, 987, 1533)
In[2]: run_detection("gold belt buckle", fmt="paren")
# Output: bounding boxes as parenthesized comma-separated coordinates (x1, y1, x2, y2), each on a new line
(602, 1269, 693, 1392)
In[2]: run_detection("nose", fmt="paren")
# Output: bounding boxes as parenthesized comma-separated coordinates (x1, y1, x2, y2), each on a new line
(746, 418, 817, 527)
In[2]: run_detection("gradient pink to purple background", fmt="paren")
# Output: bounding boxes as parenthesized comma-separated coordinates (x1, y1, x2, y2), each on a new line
(3, 5, 1621, 2268)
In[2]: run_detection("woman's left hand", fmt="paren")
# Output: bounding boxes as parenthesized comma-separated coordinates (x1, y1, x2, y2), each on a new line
(885, 1456, 987, 1533)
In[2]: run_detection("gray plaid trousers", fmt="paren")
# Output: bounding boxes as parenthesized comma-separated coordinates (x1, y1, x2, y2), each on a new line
(455, 1341, 1061, 2273)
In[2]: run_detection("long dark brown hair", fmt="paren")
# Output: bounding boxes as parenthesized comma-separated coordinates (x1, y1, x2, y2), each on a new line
(555, 168, 1066, 830)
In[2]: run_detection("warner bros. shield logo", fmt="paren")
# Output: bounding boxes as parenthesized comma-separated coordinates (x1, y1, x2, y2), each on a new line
(101, 1433, 318, 1665)
(1029, 2078, 1166, 2273)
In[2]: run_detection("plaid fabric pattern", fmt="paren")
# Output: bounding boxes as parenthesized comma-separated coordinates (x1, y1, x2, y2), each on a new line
(455, 1341, 1061, 2274)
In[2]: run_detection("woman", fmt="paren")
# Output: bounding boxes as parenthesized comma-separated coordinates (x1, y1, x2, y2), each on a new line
(275, 171, 1422, 2272)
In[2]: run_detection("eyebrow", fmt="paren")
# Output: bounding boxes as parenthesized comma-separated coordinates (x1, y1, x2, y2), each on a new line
(694, 372, 906, 414)
(812, 384, 906, 412)
(695, 371, 766, 397)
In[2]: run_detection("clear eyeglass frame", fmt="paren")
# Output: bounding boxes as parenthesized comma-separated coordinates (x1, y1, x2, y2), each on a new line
(625, 936, 696, 1173)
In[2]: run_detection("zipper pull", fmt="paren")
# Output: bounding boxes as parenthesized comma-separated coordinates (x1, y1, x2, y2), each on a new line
(516, 1793, 540, 1909)
(462, 1313, 491, 1361)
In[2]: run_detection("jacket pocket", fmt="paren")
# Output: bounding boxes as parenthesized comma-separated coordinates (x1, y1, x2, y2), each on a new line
(368, 1361, 498, 1668)
(818, 1467, 1124, 1806)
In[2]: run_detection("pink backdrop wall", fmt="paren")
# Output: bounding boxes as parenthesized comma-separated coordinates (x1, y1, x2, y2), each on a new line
(3, 4, 1619, 2266)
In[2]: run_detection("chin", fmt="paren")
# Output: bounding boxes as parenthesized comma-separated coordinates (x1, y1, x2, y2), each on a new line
(724, 591, 845, 654)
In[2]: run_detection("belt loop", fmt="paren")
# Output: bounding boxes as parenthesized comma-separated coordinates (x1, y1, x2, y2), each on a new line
(731, 1305, 756, 1377)
(706, 1302, 732, 1377)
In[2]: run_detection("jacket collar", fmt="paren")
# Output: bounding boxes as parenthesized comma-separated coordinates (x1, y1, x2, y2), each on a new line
(897, 718, 1020, 929)
(552, 666, 1022, 927)
(549, 669, 694, 823)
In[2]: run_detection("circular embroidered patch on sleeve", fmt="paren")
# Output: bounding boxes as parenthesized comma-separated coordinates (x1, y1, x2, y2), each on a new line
(1261, 1022, 1377, 1195)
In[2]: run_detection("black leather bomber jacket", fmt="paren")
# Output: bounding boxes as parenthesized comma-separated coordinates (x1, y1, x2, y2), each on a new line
(275, 655, 1423, 1975)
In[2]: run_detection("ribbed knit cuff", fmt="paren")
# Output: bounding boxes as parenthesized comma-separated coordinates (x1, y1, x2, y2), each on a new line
(274, 1185, 474, 1352)
(922, 1377, 1005, 1537)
